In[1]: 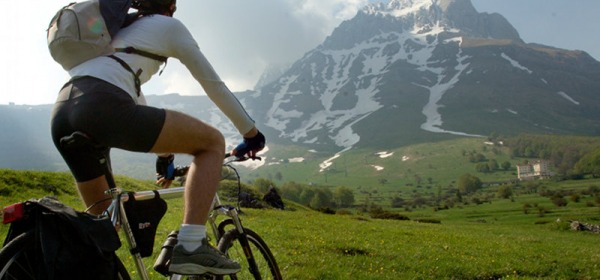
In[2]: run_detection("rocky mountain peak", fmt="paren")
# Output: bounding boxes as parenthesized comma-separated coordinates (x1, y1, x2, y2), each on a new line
(249, 0, 600, 153)
(360, 0, 522, 42)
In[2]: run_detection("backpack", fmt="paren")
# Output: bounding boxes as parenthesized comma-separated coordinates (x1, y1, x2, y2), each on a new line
(47, 0, 167, 94)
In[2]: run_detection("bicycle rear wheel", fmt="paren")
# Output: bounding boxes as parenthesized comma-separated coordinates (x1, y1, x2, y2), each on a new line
(217, 228, 282, 280)
(0, 230, 130, 280)
(0, 231, 42, 279)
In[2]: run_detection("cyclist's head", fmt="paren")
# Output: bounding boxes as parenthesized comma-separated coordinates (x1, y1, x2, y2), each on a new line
(132, 0, 177, 16)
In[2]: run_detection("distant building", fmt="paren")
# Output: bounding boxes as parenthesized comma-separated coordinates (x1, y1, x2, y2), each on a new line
(517, 160, 553, 180)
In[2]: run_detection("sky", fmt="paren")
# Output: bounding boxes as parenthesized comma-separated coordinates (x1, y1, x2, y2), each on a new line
(1, 0, 598, 106)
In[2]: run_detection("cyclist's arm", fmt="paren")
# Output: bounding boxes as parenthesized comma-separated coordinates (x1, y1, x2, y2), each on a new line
(166, 20, 255, 135)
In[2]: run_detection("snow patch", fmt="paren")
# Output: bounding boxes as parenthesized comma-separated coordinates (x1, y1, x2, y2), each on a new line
(320, 153, 341, 172)
(501, 53, 532, 74)
(376, 151, 394, 158)
(557, 91, 580, 105)
(417, 36, 482, 137)
(289, 157, 305, 163)
(371, 165, 384, 171)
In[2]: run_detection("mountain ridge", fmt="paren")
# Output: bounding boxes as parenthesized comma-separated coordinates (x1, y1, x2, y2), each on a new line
(246, 0, 600, 153)
(1, 0, 599, 177)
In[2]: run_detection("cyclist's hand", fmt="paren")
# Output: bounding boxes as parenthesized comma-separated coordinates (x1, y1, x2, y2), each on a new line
(156, 177, 173, 188)
(232, 130, 265, 159)
(156, 154, 175, 188)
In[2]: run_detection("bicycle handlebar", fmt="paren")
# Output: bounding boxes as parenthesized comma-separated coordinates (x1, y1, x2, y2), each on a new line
(224, 152, 262, 162)
(170, 153, 261, 178)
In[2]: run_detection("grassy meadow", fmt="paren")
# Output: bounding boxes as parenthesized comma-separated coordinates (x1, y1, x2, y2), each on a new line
(1, 168, 600, 279)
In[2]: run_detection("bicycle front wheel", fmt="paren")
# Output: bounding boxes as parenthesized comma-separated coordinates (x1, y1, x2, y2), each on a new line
(217, 228, 282, 280)
(0, 230, 130, 280)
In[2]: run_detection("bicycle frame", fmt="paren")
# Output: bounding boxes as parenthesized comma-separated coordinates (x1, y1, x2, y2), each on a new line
(104, 183, 248, 279)
(1, 152, 278, 280)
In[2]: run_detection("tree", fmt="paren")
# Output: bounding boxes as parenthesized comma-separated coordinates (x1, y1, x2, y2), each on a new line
(391, 196, 405, 208)
(334, 187, 355, 208)
(476, 163, 490, 173)
(309, 189, 333, 209)
(457, 174, 482, 194)
(487, 159, 499, 171)
(253, 178, 276, 193)
(496, 185, 513, 199)
(551, 195, 568, 207)
(299, 188, 316, 205)
(280, 181, 304, 202)
(574, 148, 600, 178)
(501, 161, 511, 171)
(309, 190, 330, 209)
(469, 153, 486, 163)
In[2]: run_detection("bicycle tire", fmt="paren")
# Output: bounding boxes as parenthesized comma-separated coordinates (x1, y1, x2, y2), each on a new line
(0, 230, 41, 279)
(217, 228, 282, 280)
(0, 230, 130, 280)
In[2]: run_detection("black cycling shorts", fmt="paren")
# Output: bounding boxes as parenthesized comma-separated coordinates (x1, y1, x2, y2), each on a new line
(51, 76, 166, 182)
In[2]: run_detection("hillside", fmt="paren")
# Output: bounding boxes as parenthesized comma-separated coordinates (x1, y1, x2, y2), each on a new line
(240, 134, 600, 193)
(246, 0, 600, 153)
(1, 170, 600, 279)
(2, 0, 600, 182)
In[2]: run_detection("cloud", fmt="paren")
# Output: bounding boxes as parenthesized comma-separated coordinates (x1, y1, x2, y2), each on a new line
(4, 0, 598, 106)
(163, 0, 370, 95)
(0, 0, 371, 104)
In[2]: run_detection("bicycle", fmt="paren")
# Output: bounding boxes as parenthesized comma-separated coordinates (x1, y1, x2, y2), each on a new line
(0, 133, 282, 280)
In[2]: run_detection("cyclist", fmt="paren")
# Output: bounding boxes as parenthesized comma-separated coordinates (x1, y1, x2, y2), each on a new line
(50, 0, 265, 275)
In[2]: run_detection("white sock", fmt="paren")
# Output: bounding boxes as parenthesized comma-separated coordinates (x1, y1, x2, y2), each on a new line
(177, 224, 206, 252)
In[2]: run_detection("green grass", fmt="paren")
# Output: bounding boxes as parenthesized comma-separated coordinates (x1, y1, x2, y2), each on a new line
(247, 138, 521, 191)
(2, 170, 600, 279)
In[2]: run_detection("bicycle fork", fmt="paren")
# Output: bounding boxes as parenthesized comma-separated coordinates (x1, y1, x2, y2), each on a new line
(210, 205, 263, 279)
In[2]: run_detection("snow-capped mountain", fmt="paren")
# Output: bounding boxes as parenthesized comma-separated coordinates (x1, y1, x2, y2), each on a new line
(246, 0, 600, 151)
(2, 0, 600, 176)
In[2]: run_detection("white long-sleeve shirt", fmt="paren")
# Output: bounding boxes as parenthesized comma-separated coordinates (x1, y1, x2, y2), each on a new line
(68, 15, 255, 135)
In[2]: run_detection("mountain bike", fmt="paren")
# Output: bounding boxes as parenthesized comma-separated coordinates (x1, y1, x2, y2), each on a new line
(0, 133, 282, 280)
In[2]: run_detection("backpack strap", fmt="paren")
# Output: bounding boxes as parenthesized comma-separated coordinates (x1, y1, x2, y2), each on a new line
(107, 47, 168, 97)
(116, 46, 169, 75)
(115, 47, 167, 63)
(107, 54, 143, 97)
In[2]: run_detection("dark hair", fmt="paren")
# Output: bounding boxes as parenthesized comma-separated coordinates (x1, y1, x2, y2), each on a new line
(132, 0, 175, 15)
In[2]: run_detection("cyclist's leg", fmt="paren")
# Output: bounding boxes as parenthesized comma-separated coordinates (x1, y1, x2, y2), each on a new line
(51, 77, 164, 214)
(76, 176, 112, 215)
(145, 105, 244, 275)
(51, 80, 115, 214)
(148, 110, 225, 225)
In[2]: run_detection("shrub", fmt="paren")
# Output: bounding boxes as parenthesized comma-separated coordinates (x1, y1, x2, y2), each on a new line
(570, 194, 581, 203)
(318, 207, 336, 215)
(415, 218, 441, 224)
(523, 203, 532, 214)
(551, 195, 568, 207)
(369, 207, 410, 221)
(336, 209, 353, 215)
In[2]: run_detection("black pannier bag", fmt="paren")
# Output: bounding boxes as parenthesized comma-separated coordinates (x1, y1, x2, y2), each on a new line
(34, 197, 122, 280)
(123, 191, 168, 257)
